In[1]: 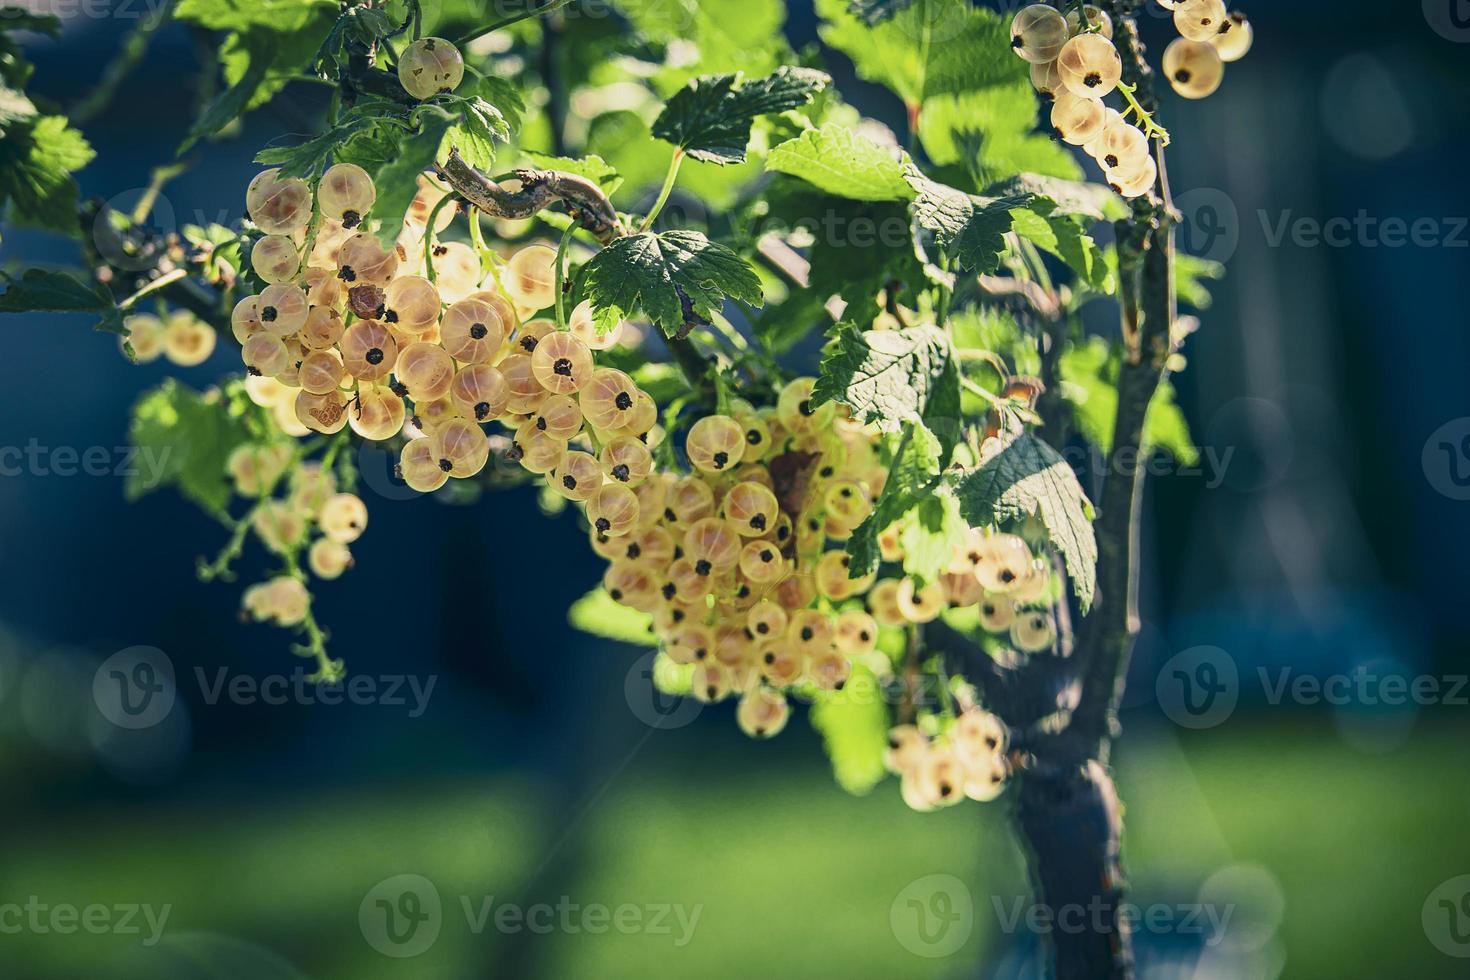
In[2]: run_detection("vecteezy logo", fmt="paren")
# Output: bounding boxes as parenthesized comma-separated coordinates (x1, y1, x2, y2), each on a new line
(624, 650, 704, 730)
(1155, 646, 1239, 729)
(1172, 188, 1240, 264)
(1423, 876, 1470, 957)
(359, 874, 442, 958)
(1424, 0, 1470, 42)
(890, 874, 973, 958)
(1422, 418, 1470, 501)
(92, 646, 176, 729)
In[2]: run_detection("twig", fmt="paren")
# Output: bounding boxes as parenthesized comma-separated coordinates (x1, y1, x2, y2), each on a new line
(436, 149, 624, 244)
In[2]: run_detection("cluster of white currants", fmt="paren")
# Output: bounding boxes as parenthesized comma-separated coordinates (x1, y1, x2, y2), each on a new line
(228, 442, 365, 625)
(886, 708, 1009, 810)
(120, 309, 217, 367)
(1011, 2, 1251, 199)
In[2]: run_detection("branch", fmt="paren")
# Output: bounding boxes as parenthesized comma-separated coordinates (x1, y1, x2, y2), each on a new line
(436, 149, 624, 244)
(1074, 1, 1179, 750)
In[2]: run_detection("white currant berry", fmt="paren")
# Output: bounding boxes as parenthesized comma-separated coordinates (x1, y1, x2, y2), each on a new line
(504, 244, 558, 311)
(531, 331, 594, 394)
(1163, 37, 1225, 100)
(1051, 92, 1108, 146)
(251, 235, 301, 284)
(317, 163, 376, 228)
(246, 169, 311, 236)
(162, 313, 216, 367)
(951, 709, 1006, 766)
(1010, 4, 1069, 64)
(1108, 154, 1158, 199)
(398, 37, 464, 100)
(340, 321, 399, 382)
(308, 538, 353, 580)
(431, 418, 491, 478)
(441, 294, 511, 364)
(382, 275, 442, 334)
(568, 300, 622, 350)
(449, 364, 509, 423)
(1011, 610, 1058, 653)
(1057, 33, 1122, 98)
(400, 437, 448, 493)
(294, 388, 349, 434)
(736, 688, 790, 738)
(1174, 0, 1228, 42)
(338, 233, 399, 286)
(1030, 59, 1065, 95)
(350, 383, 407, 442)
(1210, 11, 1252, 63)
(978, 597, 1017, 633)
(396, 342, 455, 402)
(1066, 5, 1113, 39)
(257, 282, 309, 337)
(318, 493, 368, 543)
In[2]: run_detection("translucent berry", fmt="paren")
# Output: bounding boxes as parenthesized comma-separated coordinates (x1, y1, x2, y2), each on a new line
(398, 36, 464, 99)
(1010, 4, 1069, 64)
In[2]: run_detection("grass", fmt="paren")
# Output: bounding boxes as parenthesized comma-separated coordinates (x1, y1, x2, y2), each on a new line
(1, 717, 1466, 978)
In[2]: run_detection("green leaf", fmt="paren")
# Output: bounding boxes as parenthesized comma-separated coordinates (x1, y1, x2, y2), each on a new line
(846, 0, 916, 24)
(254, 115, 382, 178)
(899, 487, 966, 585)
(581, 230, 763, 337)
(0, 9, 61, 35)
(0, 268, 111, 313)
(752, 286, 832, 354)
(766, 124, 915, 202)
(371, 114, 451, 248)
(1009, 206, 1111, 293)
(1176, 253, 1225, 310)
(181, 56, 269, 153)
(0, 115, 94, 232)
(908, 174, 1032, 275)
(523, 151, 622, 197)
(951, 431, 1097, 610)
(810, 664, 890, 795)
(811, 323, 954, 435)
(615, 0, 789, 87)
(568, 588, 657, 646)
(128, 380, 253, 519)
(436, 93, 512, 173)
(313, 3, 398, 76)
(175, 0, 332, 32)
(983, 173, 1123, 223)
(844, 423, 943, 578)
(652, 67, 830, 165)
(1059, 337, 1197, 464)
(0, 80, 36, 133)
(816, 0, 1022, 107)
(918, 82, 1083, 188)
(757, 180, 924, 328)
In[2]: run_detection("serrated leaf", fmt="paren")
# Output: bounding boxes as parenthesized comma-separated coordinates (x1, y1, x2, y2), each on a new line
(313, 3, 397, 76)
(900, 487, 966, 585)
(254, 115, 381, 178)
(581, 230, 763, 337)
(816, 0, 1022, 107)
(0, 268, 112, 313)
(652, 67, 829, 164)
(372, 114, 451, 248)
(568, 588, 656, 646)
(442, 94, 509, 170)
(983, 173, 1123, 223)
(1009, 206, 1111, 292)
(1175, 253, 1225, 310)
(908, 174, 1032, 274)
(0, 114, 93, 231)
(766, 124, 914, 202)
(811, 323, 953, 433)
(951, 432, 1097, 610)
(128, 380, 252, 519)
(844, 423, 943, 578)
(810, 664, 889, 795)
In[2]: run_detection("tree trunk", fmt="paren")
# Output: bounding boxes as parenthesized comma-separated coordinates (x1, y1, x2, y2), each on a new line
(1013, 760, 1132, 979)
